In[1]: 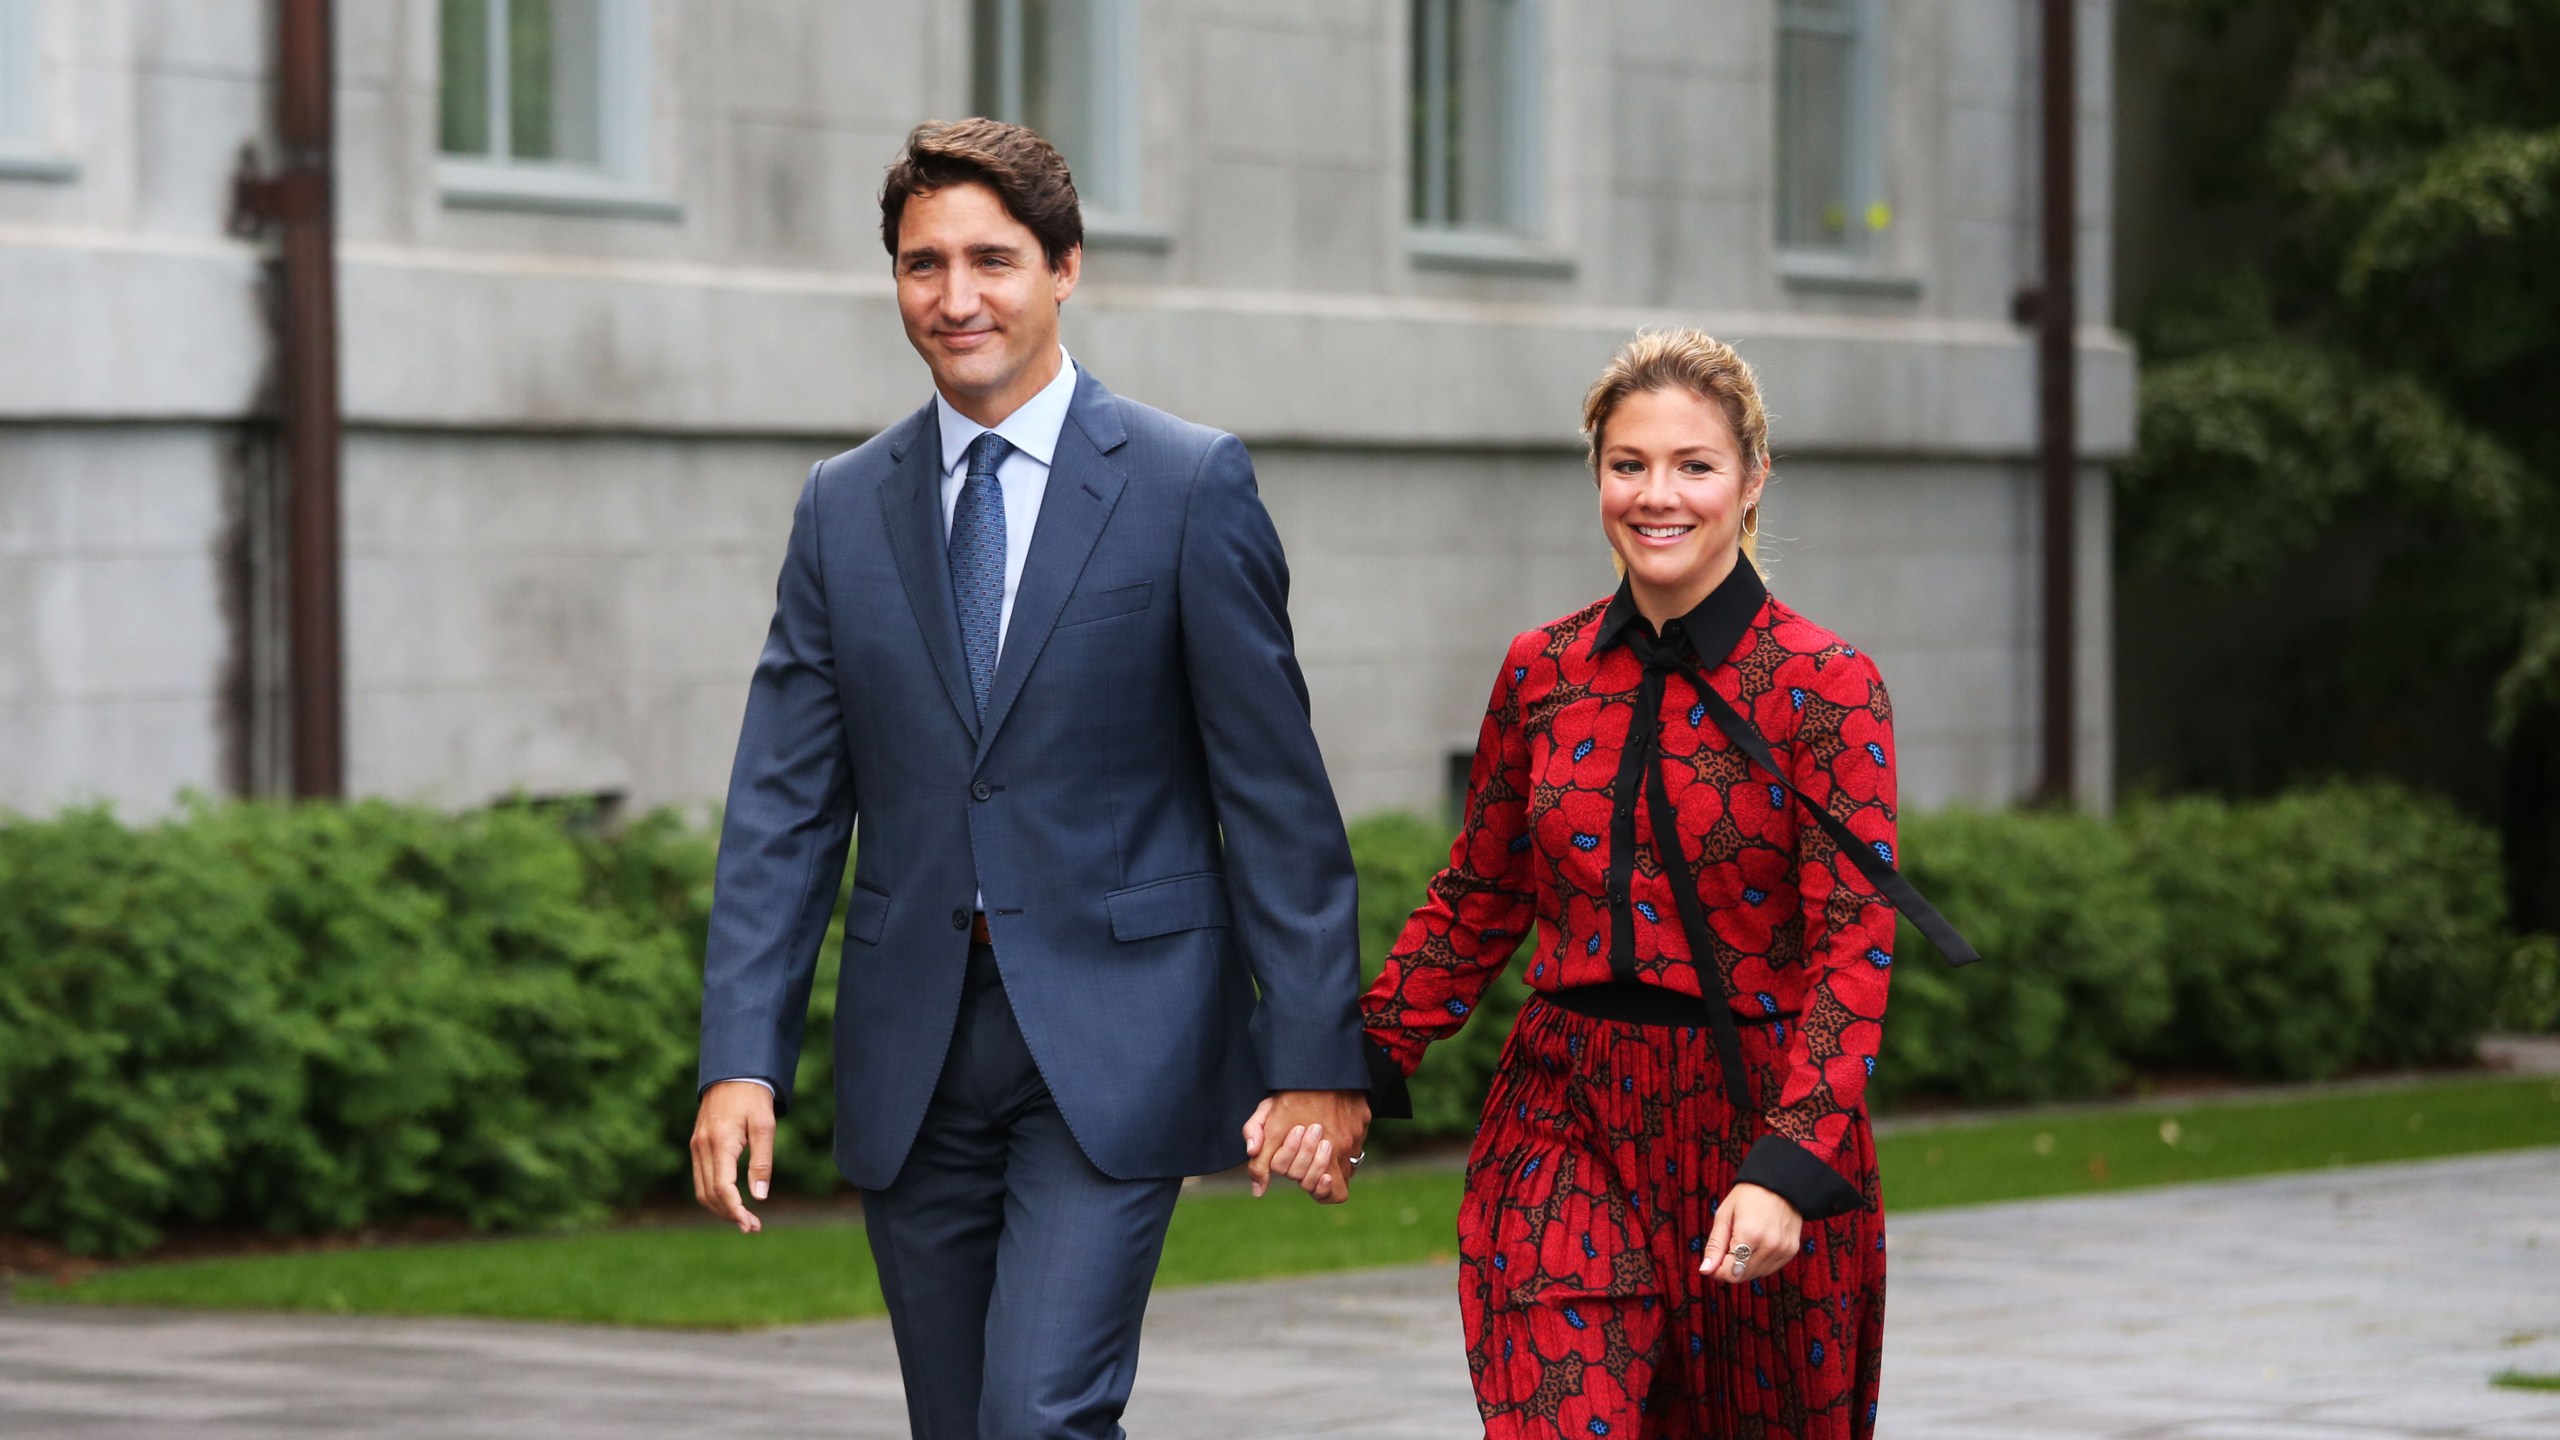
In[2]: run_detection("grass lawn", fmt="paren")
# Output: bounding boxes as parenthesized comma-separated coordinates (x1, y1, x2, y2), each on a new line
(21, 1073, 2560, 1330)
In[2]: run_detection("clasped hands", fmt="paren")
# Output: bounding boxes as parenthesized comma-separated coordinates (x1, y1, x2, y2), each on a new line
(1241, 1089, 1371, 1203)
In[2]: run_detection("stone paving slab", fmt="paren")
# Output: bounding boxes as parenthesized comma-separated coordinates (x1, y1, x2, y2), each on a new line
(1, 1149, 2554, 1438)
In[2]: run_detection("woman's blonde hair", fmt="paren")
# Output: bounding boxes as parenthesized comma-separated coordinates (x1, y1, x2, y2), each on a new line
(1580, 329, 1772, 570)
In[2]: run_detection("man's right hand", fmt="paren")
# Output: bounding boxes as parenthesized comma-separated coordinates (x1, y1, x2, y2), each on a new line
(690, 1080, 777, 1234)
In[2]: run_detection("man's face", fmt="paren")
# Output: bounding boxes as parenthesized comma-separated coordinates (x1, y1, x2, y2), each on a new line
(893, 182, 1080, 424)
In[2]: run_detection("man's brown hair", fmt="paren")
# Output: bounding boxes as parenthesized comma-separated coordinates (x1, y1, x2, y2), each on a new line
(879, 118, 1084, 269)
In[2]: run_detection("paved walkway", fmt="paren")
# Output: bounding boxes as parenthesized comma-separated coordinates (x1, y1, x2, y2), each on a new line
(1, 1150, 2555, 1438)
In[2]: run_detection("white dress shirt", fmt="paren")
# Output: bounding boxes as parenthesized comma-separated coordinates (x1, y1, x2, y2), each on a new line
(934, 347, 1080, 655)
(718, 351, 1079, 1098)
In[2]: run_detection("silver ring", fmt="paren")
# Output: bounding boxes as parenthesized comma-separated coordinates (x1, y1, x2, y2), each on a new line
(1730, 1243, 1753, 1260)
(1346, 1152, 1364, 1168)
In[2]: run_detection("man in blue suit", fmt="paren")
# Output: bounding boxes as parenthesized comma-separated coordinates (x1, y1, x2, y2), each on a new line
(689, 119, 1373, 1439)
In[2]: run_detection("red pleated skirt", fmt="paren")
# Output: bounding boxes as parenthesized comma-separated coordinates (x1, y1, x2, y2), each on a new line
(1458, 995, 1885, 1439)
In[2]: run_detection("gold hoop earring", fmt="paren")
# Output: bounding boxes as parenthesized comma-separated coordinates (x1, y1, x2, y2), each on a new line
(1741, 503, 1760, 538)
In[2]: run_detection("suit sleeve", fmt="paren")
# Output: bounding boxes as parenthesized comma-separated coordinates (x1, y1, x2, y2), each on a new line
(1176, 434, 1369, 1093)
(1733, 648, 1896, 1219)
(698, 463, 856, 1115)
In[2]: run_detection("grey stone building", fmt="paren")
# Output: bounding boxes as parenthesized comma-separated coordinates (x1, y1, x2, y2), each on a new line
(0, 0, 2130, 825)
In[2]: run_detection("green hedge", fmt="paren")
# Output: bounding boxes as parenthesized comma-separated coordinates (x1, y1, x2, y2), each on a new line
(0, 781, 2524, 1254)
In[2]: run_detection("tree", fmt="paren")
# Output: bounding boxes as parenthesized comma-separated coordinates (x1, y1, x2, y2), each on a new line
(2118, 0, 2560, 928)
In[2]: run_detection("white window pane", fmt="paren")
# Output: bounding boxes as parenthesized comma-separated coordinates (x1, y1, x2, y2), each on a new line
(1412, 0, 1532, 232)
(439, 0, 493, 156)
(509, 0, 604, 165)
(1, 0, 42, 143)
(974, 0, 1135, 215)
(1777, 20, 1859, 249)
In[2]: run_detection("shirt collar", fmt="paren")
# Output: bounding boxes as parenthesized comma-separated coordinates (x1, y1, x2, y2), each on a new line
(935, 348, 1079, 475)
(1591, 555, 1769, 668)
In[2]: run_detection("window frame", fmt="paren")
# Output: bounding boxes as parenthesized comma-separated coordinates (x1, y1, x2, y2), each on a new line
(435, 0, 677, 221)
(0, 0, 75, 182)
(1772, 0, 1907, 287)
(974, 0, 1155, 246)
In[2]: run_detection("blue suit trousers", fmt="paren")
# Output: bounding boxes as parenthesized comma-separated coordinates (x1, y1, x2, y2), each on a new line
(861, 943, 1183, 1440)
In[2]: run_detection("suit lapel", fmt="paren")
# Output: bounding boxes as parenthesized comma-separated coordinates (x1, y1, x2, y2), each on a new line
(975, 371, 1129, 762)
(878, 403, 981, 738)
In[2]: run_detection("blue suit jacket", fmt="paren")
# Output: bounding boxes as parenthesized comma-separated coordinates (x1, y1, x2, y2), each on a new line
(698, 368, 1370, 1186)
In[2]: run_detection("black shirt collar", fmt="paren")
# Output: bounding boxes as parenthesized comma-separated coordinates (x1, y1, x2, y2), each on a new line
(1591, 556, 1768, 670)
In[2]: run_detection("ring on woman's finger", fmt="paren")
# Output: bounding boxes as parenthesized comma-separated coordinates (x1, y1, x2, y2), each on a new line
(1730, 1243, 1753, 1261)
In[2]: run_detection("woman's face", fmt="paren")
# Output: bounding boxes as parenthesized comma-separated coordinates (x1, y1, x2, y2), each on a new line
(1596, 386, 1766, 613)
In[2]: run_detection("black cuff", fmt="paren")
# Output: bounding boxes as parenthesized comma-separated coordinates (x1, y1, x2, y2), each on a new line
(1362, 1035, 1414, 1120)
(1735, 1134, 1864, 1221)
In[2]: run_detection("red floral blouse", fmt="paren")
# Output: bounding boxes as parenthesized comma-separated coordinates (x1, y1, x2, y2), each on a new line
(1361, 559, 1898, 1211)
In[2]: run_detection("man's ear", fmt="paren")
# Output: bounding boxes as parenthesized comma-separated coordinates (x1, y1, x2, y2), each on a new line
(1051, 244, 1083, 306)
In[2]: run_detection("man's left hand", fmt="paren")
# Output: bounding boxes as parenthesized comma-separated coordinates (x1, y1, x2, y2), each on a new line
(1241, 1090, 1370, 1202)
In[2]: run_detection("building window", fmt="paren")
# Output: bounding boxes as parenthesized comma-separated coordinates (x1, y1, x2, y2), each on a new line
(1775, 0, 1887, 255)
(437, 0, 667, 214)
(1410, 0, 1540, 235)
(973, 0, 1141, 223)
(0, 0, 40, 148)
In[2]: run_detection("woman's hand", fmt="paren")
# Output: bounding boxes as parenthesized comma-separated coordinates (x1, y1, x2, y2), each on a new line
(1240, 1093, 1364, 1203)
(1700, 1181, 1802, 1284)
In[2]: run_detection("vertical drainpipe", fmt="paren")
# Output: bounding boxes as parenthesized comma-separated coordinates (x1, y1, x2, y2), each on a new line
(272, 0, 345, 798)
(2036, 0, 2078, 805)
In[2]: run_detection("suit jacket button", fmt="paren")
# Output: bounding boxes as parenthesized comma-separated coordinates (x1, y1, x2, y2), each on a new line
(971, 781, 993, 801)
(951, 908, 971, 931)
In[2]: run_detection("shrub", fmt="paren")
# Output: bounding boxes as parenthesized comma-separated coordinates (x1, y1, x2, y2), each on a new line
(2125, 782, 2509, 1080)
(1874, 807, 2171, 1105)
(2492, 933, 2560, 1034)
(1348, 812, 1532, 1140)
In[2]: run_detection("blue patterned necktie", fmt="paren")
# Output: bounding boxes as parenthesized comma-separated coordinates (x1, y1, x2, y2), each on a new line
(949, 430, 1010, 721)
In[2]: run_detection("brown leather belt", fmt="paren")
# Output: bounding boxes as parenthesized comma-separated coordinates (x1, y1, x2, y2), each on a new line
(970, 910, 993, 946)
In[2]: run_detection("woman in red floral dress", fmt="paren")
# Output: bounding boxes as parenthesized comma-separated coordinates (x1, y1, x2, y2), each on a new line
(1261, 330, 1970, 1438)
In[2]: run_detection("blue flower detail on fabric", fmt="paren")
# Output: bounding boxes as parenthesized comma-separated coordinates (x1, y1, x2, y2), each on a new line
(1768, 783, 1786, 807)
(1743, 887, 1767, 906)
(1803, 1234, 1819, 1256)
(1874, 1233, 1886, 1252)
(1688, 701, 1707, 727)
(1582, 1233, 1599, 1260)
(1573, 737, 1595, 762)
(1563, 1307, 1587, 1330)
(1510, 833, 1533, 852)
(1790, 688, 1806, 710)
(1842, 645, 1858, 656)
(1863, 1054, 1876, 1076)
(1636, 901, 1659, 922)
(1444, 999, 1469, 1016)
(1517, 1103, 1529, 1120)
(1865, 741, 1887, 766)
(1872, 839, 1895, 864)
(1567, 1034, 1582, 1057)
(1687, 1233, 1705, 1250)
(1771, 1023, 1786, 1045)
(1493, 1253, 1508, 1271)
(1533, 962, 1545, 980)
(1586, 933, 1603, 955)
(1504, 1337, 1514, 1360)
(1689, 1333, 1705, 1355)
(1757, 992, 1780, 1015)
(1754, 1364, 1772, 1387)
(1810, 1340, 1826, 1367)
(1521, 1157, 1542, 1176)
(1573, 832, 1601, 851)
(1621, 1074, 1635, 1092)
(1586, 1420, 1609, 1437)
(1866, 946, 1892, 968)
(1514, 666, 1527, 683)
(1669, 1158, 1683, 1177)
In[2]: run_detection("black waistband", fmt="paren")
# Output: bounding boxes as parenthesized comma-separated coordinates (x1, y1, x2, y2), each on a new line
(1542, 983, 1792, 1030)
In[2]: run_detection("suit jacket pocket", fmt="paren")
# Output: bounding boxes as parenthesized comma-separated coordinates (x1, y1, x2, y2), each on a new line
(1105, 872, 1232, 941)
(1056, 580, 1153, 628)
(843, 884, 891, 945)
